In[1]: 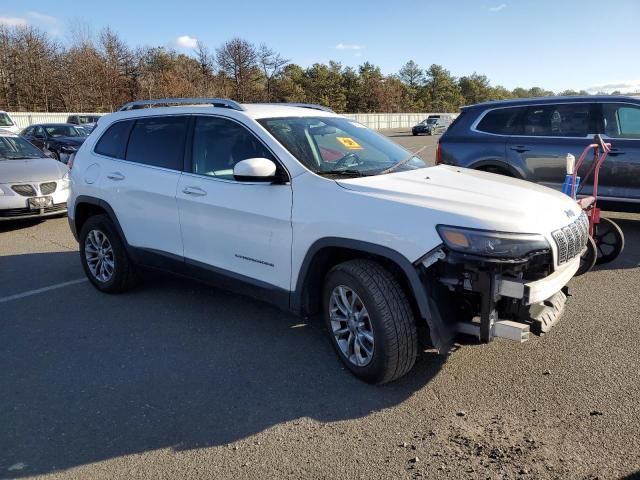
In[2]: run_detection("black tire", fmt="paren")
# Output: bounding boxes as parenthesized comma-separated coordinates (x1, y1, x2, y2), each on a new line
(323, 259, 418, 384)
(594, 217, 624, 265)
(79, 214, 137, 293)
(412, 132, 417, 136)
(576, 236, 597, 276)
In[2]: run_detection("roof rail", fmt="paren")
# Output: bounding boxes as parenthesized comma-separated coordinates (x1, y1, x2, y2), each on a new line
(119, 97, 245, 112)
(281, 103, 335, 113)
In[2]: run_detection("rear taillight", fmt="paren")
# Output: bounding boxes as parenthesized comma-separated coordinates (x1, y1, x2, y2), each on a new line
(68, 152, 76, 170)
(435, 141, 442, 165)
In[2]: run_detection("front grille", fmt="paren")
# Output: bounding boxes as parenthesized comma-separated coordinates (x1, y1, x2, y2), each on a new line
(11, 184, 37, 196)
(552, 212, 589, 265)
(0, 202, 67, 218)
(40, 182, 57, 195)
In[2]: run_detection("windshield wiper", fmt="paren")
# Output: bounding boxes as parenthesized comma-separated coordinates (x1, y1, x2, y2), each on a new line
(379, 145, 428, 175)
(322, 168, 367, 177)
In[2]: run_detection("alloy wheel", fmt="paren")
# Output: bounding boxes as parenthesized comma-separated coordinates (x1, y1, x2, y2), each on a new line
(329, 285, 375, 367)
(84, 229, 115, 282)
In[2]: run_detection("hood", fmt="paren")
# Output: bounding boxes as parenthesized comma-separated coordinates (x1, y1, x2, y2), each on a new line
(0, 157, 68, 183)
(49, 136, 86, 146)
(336, 165, 582, 234)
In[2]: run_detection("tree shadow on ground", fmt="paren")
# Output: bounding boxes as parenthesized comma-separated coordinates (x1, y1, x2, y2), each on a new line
(0, 252, 445, 477)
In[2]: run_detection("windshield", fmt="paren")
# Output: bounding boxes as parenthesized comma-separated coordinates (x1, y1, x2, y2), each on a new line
(0, 113, 14, 127)
(45, 125, 83, 137)
(0, 136, 46, 160)
(258, 117, 427, 177)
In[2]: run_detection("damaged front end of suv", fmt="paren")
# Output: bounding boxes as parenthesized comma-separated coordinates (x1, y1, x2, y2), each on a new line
(417, 212, 588, 348)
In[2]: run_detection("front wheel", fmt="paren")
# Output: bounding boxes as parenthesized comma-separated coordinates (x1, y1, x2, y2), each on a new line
(323, 259, 417, 384)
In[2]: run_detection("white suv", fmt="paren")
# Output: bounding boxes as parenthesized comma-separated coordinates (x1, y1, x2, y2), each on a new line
(68, 98, 586, 384)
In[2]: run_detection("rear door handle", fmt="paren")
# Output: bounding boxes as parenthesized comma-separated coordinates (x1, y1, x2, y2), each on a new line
(182, 186, 207, 196)
(510, 146, 529, 153)
(107, 172, 125, 181)
(608, 149, 625, 155)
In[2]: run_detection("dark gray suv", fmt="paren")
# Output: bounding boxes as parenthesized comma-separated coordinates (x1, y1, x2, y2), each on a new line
(437, 96, 640, 211)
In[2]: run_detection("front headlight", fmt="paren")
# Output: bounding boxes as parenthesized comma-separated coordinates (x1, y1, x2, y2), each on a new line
(60, 171, 70, 189)
(437, 225, 550, 259)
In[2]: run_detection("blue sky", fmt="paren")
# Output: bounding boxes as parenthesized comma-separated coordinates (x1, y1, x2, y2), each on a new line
(2, 0, 640, 93)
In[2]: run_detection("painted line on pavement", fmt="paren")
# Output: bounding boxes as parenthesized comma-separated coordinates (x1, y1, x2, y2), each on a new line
(0, 278, 88, 304)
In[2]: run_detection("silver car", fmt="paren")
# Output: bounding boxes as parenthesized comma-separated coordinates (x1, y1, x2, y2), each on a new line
(0, 129, 70, 221)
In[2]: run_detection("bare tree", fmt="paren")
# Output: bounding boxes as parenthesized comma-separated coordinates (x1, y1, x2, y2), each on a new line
(258, 44, 289, 101)
(216, 38, 258, 102)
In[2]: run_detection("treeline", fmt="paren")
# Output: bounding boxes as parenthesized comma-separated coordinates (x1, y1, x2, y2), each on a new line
(0, 25, 591, 113)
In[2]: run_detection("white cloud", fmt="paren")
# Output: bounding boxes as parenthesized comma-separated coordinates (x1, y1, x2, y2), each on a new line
(488, 3, 507, 11)
(336, 42, 362, 50)
(176, 35, 198, 49)
(585, 80, 640, 95)
(0, 16, 29, 27)
(26, 11, 63, 36)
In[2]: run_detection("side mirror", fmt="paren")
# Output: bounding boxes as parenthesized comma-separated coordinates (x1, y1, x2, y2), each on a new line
(233, 158, 278, 182)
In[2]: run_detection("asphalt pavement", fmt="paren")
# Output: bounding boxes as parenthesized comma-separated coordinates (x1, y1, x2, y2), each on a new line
(1, 130, 639, 479)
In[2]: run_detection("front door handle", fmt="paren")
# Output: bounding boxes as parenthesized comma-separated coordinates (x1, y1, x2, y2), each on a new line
(608, 149, 625, 156)
(510, 146, 529, 153)
(182, 186, 207, 197)
(107, 172, 125, 181)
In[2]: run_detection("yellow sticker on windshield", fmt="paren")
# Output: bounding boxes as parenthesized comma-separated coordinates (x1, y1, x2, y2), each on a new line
(336, 137, 363, 150)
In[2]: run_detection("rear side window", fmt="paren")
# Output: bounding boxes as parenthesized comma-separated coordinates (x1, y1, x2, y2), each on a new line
(126, 116, 187, 170)
(476, 107, 525, 135)
(95, 121, 133, 159)
(522, 104, 591, 137)
(603, 103, 640, 139)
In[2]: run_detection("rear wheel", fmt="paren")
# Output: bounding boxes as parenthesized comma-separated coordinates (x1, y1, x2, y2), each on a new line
(593, 217, 624, 265)
(79, 214, 137, 293)
(323, 259, 417, 384)
(576, 236, 597, 276)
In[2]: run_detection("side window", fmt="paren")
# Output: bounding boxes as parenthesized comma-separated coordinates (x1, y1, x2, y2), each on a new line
(603, 104, 640, 139)
(126, 116, 187, 170)
(522, 103, 591, 137)
(22, 127, 33, 136)
(191, 116, 274, 180)
(476, 107, 526, 135)
(35, 126, 45, 137)
(95, 120, 133, 159)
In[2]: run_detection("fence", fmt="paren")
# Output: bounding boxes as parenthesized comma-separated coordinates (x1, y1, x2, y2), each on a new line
(7, 111, 456, 130)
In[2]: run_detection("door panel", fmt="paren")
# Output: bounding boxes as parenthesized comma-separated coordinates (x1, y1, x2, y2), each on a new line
(177, 174, 293, 290)
(597, 103, 640, 200)
(95, 115, 188, 257)
(506, 136, 598, 194)
(177, 115, 293, 290)
(506, 103, 597, 194)
(99, 159, 183, 256)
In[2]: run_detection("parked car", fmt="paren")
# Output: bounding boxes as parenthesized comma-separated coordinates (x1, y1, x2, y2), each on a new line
(68, 98, 585, 384)
(21, 123, 87, 164)
(67, 114, 101, 132)
(437, 95, 640, 211)
(412, 114, 454, 136)
(0, 129, 70, 220)
(0, 111, 20, 135)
